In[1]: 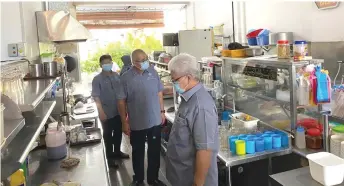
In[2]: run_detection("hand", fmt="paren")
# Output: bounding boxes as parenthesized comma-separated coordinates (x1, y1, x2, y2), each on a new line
(161, 113, 166, 125)
(122, 122, 131, 136)
(99, 111, 107, 122)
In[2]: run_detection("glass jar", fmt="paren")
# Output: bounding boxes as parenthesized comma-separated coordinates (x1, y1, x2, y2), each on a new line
(293, 40, 308, 60)
(277, 40, 290, 59)
(306, 128, 323, 149)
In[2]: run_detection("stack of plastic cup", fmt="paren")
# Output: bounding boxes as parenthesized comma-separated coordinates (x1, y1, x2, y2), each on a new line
(235, 140, 246, 155)
(238, 134, 247, 140)
(229, 136, 238, 154)
(246, 138, 256, 154)
(255, 137, 265, 152)
(262, 134, 273, 150)
(272, 134, 282, 149)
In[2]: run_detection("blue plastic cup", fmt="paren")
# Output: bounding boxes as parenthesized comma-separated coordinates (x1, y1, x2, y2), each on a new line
(238, 134, 247, 140)
(246, 139, 256, 154)
(262, 134, 272, 150)
(264, 131, 274, 135)
(229, 136, 238, 154)
(281, 133, 289, 147)
(254, 137, 264, 152)
(247, 135, 256, 139)
(272, 134, 282, 149)
(255, 133, 263, 137)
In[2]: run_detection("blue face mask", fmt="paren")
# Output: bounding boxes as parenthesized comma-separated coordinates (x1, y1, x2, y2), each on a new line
(173, 82, 185, 94)
(140, 61, 150, 70)
(102, 64, 113, 72)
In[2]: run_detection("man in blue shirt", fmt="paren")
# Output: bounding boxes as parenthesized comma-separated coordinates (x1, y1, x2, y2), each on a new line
(117, 49, 167, 186)
(166, 53, 219, 186)
(92, 55, 130, 169)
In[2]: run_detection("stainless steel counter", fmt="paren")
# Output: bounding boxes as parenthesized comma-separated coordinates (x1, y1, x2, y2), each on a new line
(1, 101, 56, 179)
(292, 147, 323, 158)
(270, 167, 344, 186)
(163, 99, 292, 167)
(28, 142, 110, 186)
(19, 78, 58, 112)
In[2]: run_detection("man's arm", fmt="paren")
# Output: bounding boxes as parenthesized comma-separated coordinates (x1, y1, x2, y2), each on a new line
(192, 108, 218, 186)
(91, 77, 107, 122)
(156, 71, 165, 124)
(116, 77, 130, 135)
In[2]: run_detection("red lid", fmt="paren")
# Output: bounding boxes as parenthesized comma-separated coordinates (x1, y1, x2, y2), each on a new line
(278, 40, 289, 44)
(307, 128, 321, 136)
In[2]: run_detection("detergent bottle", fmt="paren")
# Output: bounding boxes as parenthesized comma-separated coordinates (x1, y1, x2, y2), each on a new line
(10, 169, 25, 186)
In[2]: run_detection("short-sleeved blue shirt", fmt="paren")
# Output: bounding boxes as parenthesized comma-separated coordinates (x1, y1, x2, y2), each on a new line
(117, 66, 163, 131)
(91, 72, 122, 119)
(166, 83, 219, 186)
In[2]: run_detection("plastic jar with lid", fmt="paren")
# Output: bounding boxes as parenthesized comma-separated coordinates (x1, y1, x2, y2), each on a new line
(277, 40, 290, 59)
(306, 128, 323, 149)
(332, 125, 344, 136)
(293, 40, 308, 60)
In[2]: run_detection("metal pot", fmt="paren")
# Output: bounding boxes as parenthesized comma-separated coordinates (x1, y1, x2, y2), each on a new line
(269, 32, 294, 45)
(43, 61, 58, 77)
(245, 48, 263, 57)
(28, 63, 43, 77)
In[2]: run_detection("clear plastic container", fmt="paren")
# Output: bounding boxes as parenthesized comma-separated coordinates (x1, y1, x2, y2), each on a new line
(295, 126, 306, 149)
(293, 40, 308, 60)
(277, 40, 290, 59)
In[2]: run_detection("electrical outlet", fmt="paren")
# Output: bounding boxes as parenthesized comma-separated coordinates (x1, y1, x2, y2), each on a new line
(8, 43, 18, 57)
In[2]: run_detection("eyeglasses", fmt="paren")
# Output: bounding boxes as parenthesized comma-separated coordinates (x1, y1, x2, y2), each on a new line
(171, 76, 185, 83)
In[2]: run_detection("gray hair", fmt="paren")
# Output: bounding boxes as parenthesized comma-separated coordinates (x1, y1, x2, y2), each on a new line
(168, 53, 199, 79)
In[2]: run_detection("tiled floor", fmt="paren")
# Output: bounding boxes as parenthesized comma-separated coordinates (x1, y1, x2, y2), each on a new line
(109, 135, 171, 186)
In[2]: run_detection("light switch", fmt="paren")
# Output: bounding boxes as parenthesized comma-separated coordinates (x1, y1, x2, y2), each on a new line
(8, 43, 18, 57)
(17, 42, 27, 57)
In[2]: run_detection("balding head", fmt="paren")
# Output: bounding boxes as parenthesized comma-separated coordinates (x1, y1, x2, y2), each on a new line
(131, 49, 147, 64)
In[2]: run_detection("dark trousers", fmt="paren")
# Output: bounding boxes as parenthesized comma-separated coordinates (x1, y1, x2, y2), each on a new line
(130, 125, 161, 183)
(101, 115, 122, 157)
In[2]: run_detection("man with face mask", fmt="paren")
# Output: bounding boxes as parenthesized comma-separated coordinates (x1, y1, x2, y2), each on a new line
(120, 55, 132, 76)
(117, 49, 167, 186)
(166, 53, 219, 186)
(92, 55, 130, 169)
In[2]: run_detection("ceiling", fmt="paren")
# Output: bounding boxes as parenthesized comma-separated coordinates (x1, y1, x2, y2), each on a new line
(74, 1, 188, 29)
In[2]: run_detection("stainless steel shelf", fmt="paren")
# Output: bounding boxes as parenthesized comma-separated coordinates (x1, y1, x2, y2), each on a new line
(19, 78, 58, 112)
(227, 83, 290, 106)
(222, 56, 324, 68)
(1, 118, 25, 150)
(150, 60, 168, 66)
(1, 101, 56, 179)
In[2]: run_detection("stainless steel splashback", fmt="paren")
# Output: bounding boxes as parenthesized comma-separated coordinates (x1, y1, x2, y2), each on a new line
(36, 11, 91, 43)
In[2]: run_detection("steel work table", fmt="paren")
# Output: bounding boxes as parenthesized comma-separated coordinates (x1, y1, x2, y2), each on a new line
(270, 167, 344, 186)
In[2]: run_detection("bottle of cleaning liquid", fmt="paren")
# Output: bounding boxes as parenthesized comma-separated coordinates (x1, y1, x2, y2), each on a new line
(10, 169, 25, 186)
(295, 126, 306, 149)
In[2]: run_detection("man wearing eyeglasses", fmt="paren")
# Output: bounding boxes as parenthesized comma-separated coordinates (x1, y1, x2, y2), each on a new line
(117, 49, 167, 186)
(166, 53, 219, 186)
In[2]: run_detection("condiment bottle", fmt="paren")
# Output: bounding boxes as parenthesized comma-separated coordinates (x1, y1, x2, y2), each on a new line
(277, 40, 290, 59)
(295, 126, 306, 149)
(306, 128, 323, 149)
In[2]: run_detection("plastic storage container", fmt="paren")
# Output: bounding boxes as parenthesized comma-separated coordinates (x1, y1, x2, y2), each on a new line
(307, 152, 344, 186)
(231, 113, 259, 130)
(330, 135, 344, 158)
(45, 128, 67, 160)
(295, 126, 306, 149)
(293, 40, 308, 61)
(277, 40, 290, 59)
(306, 128, 323, 149)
